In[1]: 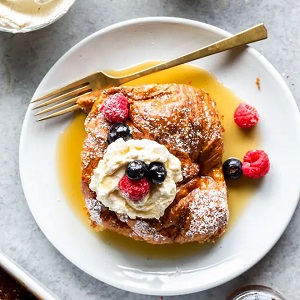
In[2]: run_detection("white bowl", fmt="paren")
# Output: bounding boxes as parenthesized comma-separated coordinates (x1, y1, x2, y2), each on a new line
(0, 0, 76, 33)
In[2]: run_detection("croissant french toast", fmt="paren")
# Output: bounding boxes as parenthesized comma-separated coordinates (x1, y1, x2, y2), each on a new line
(79, 83, 229, 244)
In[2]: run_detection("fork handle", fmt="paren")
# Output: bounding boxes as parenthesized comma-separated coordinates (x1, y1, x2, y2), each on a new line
(117, 23, 267, 85)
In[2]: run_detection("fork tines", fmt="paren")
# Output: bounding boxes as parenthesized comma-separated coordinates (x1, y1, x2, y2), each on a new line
(32, 78, 92, 121)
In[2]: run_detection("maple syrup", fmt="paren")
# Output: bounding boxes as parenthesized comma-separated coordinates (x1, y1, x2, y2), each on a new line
(57, 63, 260, 258)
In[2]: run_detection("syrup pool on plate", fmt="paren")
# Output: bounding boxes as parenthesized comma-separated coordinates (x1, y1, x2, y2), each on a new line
(57, 62, 261, 258)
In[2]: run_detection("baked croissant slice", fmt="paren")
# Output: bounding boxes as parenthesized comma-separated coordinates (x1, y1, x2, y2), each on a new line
(79, 83, 229, 244)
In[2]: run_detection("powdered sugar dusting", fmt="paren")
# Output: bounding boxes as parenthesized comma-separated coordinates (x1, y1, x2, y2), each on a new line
(81, 135, 102, 169)
(133, 220, 167, 242)
(85, 198, 102, 225)
(81, 110, 112, 169)
(129, 84, 222, 163)
(117, 213, 129, 223)
(185, 189, 228, 239)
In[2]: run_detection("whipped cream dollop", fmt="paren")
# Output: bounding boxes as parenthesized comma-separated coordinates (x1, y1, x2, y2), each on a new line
(89, 138, 183, 219)
(0, 0, 70, 32)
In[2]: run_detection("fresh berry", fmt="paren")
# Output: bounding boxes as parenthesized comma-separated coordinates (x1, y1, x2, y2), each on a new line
(107, 123, 132, 144)
(242, 150, 270, 178)
(126, 160, 148, 180)
(234, 103, 259, 129)
(222, 158, 243, 180)
(101, 93, 129, 123)
(118, 175, 150, 201)
(147, 162, 167, 184)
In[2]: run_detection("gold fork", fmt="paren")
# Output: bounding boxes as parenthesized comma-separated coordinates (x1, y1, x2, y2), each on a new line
(32, 23, 267, 121)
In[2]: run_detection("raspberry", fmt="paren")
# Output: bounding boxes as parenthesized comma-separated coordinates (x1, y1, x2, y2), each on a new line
(234, 103, 259, 128)
(101, 93, 129, 123)
(118, 175, 150, 201)
(242, 150, 270, 178)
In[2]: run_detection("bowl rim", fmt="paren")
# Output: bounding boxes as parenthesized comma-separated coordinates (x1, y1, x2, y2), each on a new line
(0, 0, 77, 33)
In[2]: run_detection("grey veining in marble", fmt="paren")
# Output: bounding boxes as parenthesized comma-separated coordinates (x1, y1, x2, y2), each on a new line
(0, 0, 300, 299)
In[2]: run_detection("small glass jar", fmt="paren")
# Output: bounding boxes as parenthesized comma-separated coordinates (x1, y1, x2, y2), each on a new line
(226, 285, 285, 300)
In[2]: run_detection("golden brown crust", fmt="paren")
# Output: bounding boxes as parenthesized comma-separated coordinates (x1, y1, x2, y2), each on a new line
(79, 84, 229, 244)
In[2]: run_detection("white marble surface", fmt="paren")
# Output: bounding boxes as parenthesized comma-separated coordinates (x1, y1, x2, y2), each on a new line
(0, 0, 299, 299)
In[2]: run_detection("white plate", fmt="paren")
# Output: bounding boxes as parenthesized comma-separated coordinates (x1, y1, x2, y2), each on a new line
(19, 17, 300, 296)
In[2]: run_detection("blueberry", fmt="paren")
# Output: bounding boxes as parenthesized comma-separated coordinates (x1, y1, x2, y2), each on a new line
(126, 160, 148, 180)
(107, 123, 132, 144)
(147, 162, 167, 184)
(222, 158, 243, 180)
